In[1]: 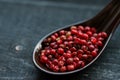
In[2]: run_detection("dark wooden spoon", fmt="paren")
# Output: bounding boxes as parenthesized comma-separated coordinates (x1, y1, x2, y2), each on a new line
(33, 0, 120, 75)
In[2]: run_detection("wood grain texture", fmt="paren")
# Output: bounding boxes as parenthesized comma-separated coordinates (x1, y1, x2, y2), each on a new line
(0, 0, 120, 80)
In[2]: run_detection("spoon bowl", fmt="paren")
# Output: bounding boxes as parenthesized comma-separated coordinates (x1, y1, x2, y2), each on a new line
(33, 0, 120, 75)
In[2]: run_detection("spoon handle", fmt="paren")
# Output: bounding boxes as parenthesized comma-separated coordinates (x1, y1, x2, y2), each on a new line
(85, 0, 120, 34)
(100, 0, 120, 33)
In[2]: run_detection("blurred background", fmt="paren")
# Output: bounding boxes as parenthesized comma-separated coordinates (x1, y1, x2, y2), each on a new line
(0, 0, 120, 80)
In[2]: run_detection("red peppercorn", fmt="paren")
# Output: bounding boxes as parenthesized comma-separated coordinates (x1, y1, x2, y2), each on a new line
(101, 32, 107, 38)
(67, 36, 73, 41)
(85, 50, 91, 54)
(74, 38, 80, 44)
(51, 35, 56, 41)
(54, 33, 58, 37)
(73, 36, 77, 40)
(64, 53, 72, 58)
(89, 45, 95, 51)
(49, 63, 55, 70)
(91, 50, 97, 57)
(53, 65, 59, 72)
(60, 35, 66, 40)
(60, 66, 67, 72)
(78, 26, 84, 31)
(59, 30, 65, 35)
(87, 41, 92, 45)
(57, 39, 63, 44)
(67, 65, 75, 71)
(94, 45, 98, 48)
(50, 49, 56, 55)
(81, 45, 88, 51)
(54, 54, 59, 59)
(53, 59, 58, 65)
(98, 37, 104, 41)
(97, 41, 103, 46)
(67, 58, 74, 64)
(78, 53, 83, 59)
(66, 50, 71, 54)
(70, 47, 77, 52)
(80, 39, 87, 45)
(77, 32, 83, 38)
(98, 33, 102, 37)
(57, 48, 64, 55)
(82, 34, 89, 40)
(58, 60, 65, 67)
(81, 61, 85, 67)
(71, 26, 77, 30)
(47, 60, 52, 66)
(73, 62, 77, 69)
(46, 49, 50, 55)
(71, 52, 77, 57)
(77, 61, 82, 68)
(41, 52, 46, 56)
(59, 44, 65, 48)
(85, 26, 90, 31)
(68, 41, 73, 47)
(82, 54, 88, 60)
(48, 55, 53, 60)
(52, 44, 58, 49)
(77, 49, 84, 54)
(71, 29, 78, 34)
(74, 57, 79, 62)
(66, 31, 71, 37)
(64, 41, 68, 46)
(93, 33, 98, 37)
(87, 31, 92, 36)
(58, 56, 66, 61)
(50, 42, 56, 48)
(40, 56, 48, 63)
(91, 37, 97, 44)
(94, 48, 99, 52)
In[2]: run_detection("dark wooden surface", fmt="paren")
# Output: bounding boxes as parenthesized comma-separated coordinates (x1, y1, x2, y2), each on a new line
(0, 0, 120, 80)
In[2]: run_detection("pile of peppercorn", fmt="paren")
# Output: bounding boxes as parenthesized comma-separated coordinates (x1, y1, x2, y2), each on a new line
(39, 26, 107, 72)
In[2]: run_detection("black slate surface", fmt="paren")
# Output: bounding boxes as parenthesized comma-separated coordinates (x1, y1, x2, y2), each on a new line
(0, 0, 120, 80)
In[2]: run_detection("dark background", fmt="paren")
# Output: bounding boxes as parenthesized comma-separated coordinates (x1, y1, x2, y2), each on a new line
(0, 0, 120, 80)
